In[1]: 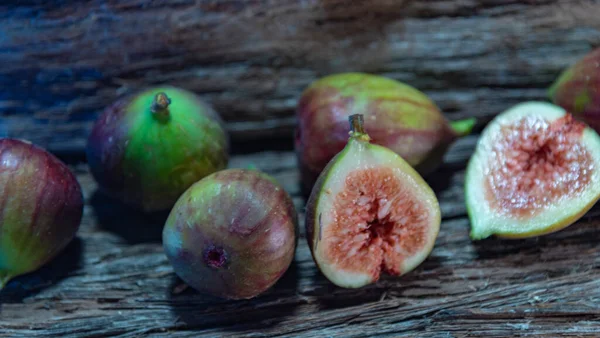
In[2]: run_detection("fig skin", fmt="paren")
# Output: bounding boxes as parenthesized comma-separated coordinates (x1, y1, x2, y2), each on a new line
(162, 169, 297, 299)
(86, 86, 229, 212)
(0, 139, 83, 288)
(306, 115, 441, 288)
(295, 72, 475, 194)
(549, 48, 600, 132)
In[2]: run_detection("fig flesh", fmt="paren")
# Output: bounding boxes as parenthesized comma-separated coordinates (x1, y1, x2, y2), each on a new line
(549, 48, 600, 131)
(163, 169, 297, 299)
(0, 139, 83, 287)
(295, 72, 475, 194)
(87, 86, 229, 212)
(305, 115, 441, 288)
(466, 102, 600, 240)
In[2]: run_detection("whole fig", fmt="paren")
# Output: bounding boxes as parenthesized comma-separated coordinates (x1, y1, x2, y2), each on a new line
(87, 86, 229, 212)
(0, 139, 83, 287)
(163, 169, 297, 299)
(295, 73, 474, 194)
(549, 48, 600, 131)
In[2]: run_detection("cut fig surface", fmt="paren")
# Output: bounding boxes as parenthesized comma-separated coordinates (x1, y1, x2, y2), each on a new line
(306, 115, 440, 288)
(466, 102, 600, 240)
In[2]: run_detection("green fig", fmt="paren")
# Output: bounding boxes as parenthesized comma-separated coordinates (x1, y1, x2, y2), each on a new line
(295, 72, 475, 194)
(87, 86, 229, 212)
(305, 114, 441, 288)
(466, 102, 600, 240)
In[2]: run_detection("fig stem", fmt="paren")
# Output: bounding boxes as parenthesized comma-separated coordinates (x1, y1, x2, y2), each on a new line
(450, 117, 477, 137)
(151, 92, 172, 118)
(348, 114, 371, 142)
(0, 273, 11, 290)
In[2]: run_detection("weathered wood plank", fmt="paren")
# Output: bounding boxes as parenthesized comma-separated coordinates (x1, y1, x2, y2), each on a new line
(1, 0, 599, 153)
(2, 141, 600, 337)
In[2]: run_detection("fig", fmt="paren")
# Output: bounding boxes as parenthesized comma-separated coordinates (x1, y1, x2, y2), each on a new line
(549, 48, 600, 131)
(0, 139, 83, 288)
(87, 86, 229, 212)
(295, 72, 475, 194)
(466, 102, 600, 240)
(162, 169, 297, 299)
(305, 114, 441, 288)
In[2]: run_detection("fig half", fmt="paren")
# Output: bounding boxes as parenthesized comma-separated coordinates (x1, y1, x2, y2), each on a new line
(306, 114, 441, 288)
(466, 102, 600, 240)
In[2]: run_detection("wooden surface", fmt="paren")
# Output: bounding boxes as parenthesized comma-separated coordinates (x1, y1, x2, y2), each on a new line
(2, 136, 600, 337)
(1, 0, 600, 153)
(3, 0, 600, 336)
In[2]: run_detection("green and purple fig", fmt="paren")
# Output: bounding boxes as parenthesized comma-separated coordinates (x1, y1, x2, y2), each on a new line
(163, 169, 297, 299)
(305, 115, 441, 288)
(295, 72, 475, 194)
(87, 86, 229, 212)
(549, 48, 600, 131)
(0, 139, 83, 288)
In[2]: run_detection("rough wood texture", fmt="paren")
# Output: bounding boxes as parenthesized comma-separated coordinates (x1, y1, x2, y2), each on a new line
(3, 1, 600, 336)
(3, 136, 600, 337)
(1, 0, 600, 152)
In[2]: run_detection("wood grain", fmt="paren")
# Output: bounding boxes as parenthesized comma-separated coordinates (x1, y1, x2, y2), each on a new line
(3, 1, 600, 336)
(1, 0, 600, 153)
(2, 136, 600, 337)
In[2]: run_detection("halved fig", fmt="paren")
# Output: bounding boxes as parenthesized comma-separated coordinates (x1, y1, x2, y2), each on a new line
(466, 102, 600, 240)
(305, 114, 441, 288)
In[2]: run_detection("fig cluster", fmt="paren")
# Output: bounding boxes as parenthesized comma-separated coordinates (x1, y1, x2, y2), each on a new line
(5, 49, 600, 300)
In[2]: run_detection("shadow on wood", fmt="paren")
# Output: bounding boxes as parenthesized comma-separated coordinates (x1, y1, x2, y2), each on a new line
(472, 219, 600, 262)
(0, 238, 83, 303)
(90, 190, 168, 244)
(425, 169, 455, 195)
(167, 259, 301, 332)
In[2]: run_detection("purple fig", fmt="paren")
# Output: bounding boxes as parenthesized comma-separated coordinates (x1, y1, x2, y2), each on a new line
(0, 139, 83, 288)
(549, 48, 600, 131)
(87, 86, 229, 212)
(295, 73, 475, 194)
(163, 169, 297, 299)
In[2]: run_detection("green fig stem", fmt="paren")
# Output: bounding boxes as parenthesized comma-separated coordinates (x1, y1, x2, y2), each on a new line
(348, 114, 371, 142)
(0, 273, 12, 290)
(450, 118, 477, 137)
(151, 92, 172, 119)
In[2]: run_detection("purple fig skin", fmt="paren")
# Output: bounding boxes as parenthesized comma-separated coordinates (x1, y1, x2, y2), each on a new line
(163, 169, 297, 300)
(295, 73, 474, 195)
(0, 139, 83, 287)
(549, 48, 600, 132)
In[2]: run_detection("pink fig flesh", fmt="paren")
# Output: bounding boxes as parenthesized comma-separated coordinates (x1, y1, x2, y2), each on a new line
(0, 139, 83, 287)
(163, 169, 297, 299)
